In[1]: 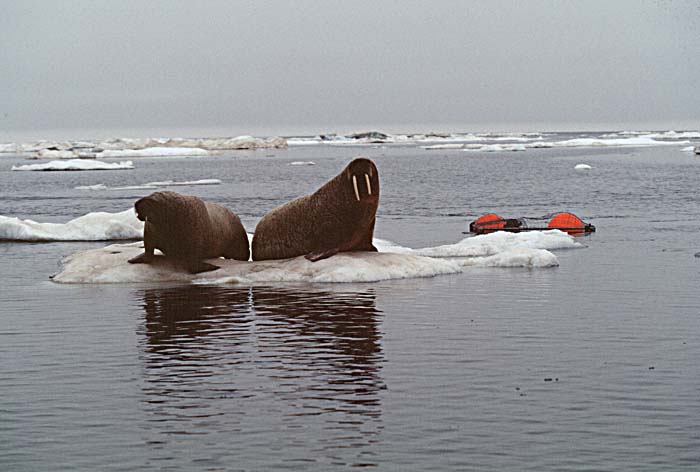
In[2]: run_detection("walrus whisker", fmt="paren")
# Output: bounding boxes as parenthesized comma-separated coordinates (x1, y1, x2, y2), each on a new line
(365, 173, 372, 195)
(352, 175, 360, 201)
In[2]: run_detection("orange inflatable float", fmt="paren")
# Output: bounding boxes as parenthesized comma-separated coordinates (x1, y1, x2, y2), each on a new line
(469, 212, 595, 235)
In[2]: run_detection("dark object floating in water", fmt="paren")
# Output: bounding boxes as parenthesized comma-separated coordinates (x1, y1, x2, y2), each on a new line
(469, 212, 595, 235)
(694, 252, 700, 258)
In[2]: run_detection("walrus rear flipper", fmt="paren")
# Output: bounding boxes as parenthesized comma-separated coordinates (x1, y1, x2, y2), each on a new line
(305, 248, 340, 262)
(185, 260, 221, 274)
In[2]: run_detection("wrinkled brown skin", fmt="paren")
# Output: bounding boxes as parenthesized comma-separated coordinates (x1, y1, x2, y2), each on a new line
(128, 191, 249, 273)
(252, 157, 379, 262)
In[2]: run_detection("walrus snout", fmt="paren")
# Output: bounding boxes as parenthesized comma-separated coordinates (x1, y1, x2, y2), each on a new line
(346, 157, 379, 202)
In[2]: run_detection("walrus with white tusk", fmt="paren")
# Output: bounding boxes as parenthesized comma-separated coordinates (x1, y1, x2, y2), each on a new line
(128, 190, 250, 273)
(252, 157, 379, 262)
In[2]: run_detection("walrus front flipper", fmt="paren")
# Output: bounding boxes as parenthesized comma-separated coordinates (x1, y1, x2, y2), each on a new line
(128, 252, 153, 264)
(185, 260, 221, 274)
(305, 248, 340, 262)
(350, 218, 378, 252)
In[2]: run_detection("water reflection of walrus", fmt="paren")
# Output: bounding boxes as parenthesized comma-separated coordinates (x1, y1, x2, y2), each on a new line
(128, 190, 250, 273)
(252, 157, 379, 262)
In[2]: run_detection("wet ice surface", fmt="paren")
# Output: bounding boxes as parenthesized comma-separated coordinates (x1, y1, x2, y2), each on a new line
(2, 142, 700, 471)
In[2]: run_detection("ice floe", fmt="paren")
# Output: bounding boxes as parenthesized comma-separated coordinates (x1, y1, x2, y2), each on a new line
(97, 147, 210, 158)
(75, 179, 222, 191)
(51, 227, 581, 284)
(289, 161, 316, 166)
(575, 163, 593, 170)
(52, 244, 463, 284)
(422, 143, 466, 150)
(599, 130, 700, 139)
(11, 159, 134, 171)
(410, 230, 581, 258)
(94, 136, 287, 151)
(0, 143, 20, 153)
(34, 149, 78, 159)
(463, 143, 527, 152)
(552, 136, 687, 147)
(3, 130, 695, 157)
(0, 135, 288, 156)
(0, 209, 143, 241)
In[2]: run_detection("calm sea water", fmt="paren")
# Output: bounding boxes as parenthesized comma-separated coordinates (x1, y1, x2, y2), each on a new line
(2, 141, 700, 470)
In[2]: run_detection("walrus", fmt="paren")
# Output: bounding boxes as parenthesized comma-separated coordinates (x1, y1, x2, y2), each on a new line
(128, 190, 250, 273)
(252, 157, 379, 262)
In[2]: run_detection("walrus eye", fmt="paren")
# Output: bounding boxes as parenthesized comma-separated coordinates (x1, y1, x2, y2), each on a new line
(352, 174, 360, 201)
(365, 173, 372, 195)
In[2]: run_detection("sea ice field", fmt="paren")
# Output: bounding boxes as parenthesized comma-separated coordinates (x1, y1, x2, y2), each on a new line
(1, 130, 699, 471)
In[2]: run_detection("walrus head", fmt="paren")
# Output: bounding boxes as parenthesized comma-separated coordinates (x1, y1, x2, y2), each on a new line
(133, 190, 188, 223)
(343, 157, 379, 206)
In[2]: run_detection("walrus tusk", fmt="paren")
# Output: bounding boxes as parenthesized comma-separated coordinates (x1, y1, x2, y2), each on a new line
(365, 173, 372, 195)
(352, 175, 360, 201)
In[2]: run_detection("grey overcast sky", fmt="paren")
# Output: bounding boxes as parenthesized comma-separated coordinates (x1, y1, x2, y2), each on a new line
(1, 0, 699, 140)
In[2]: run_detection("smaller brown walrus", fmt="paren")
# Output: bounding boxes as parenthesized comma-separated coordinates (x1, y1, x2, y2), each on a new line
(128, 190, 249, 273)
(252, 157, 379, 262)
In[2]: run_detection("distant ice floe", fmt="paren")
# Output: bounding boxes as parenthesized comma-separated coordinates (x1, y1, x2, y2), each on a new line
(575, 163, 593, 170)
(464, 143, 527, 152)
(424, 143, 534, 151)
(75, 179, 222, 191)
(291, 131, 544, 148)
(34, 149, 79, 159)
(0, 209, 143, 241)
(289, 161, 316, 166)
(550, 136, 688, 147)
(0, 143, 20, 153)
(97, 147, 209, 158)
(11, 159, 134, 171)
(603, 130, 700, 140)
(3, 130, 696, 156)
(50, 211, 582, 283)
(0, 135, 288, 157)
(421, 143, 466, 150)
